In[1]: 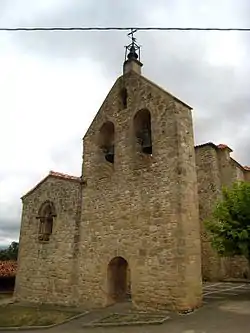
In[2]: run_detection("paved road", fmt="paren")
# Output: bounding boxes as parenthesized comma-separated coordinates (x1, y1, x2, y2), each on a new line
(2, 283, 250, 333)
(203, 281, 250, 303)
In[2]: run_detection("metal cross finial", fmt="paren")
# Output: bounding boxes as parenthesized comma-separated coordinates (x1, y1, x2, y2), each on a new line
(128, 28, 137, 43)
(124, 28, 141, 61)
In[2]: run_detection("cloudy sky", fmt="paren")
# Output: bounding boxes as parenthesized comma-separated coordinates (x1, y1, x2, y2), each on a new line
(0, 0, 250, 246)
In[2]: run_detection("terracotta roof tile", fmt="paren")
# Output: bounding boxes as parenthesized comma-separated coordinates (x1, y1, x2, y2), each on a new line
(217, 143, 233, 152)
(49, 171, 80, 181)
(21, 171, 81, 199)
(217, 144, 229, 149)
(244, 166, 250, 171)
(0, 261, 17, 277)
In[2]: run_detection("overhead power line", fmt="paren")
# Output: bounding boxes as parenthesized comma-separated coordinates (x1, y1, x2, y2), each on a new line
(0, 26, 250, 32)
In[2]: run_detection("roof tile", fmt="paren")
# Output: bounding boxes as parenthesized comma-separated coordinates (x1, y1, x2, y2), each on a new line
(49, 171, 80, 181)
(21, 171, 81, 199)
(0, 261, 17, 277)
(217, 144, 229, 149)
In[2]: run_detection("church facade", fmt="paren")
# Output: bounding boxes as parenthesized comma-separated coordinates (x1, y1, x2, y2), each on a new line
(14, 42, 250, 311)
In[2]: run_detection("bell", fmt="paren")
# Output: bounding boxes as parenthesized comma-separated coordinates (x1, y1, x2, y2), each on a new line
(105, 144, 114, 163)
(141, 130, 152, 154)
(127, 44, 139, 60)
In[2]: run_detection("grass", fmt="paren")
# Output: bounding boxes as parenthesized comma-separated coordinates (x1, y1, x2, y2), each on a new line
(0, 304, 80, 327)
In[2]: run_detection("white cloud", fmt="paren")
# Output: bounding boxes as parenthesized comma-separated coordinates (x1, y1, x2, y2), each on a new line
(1, 0, 72, 26)
(0, 29, 111, 245)
(0, 49, 110, 178)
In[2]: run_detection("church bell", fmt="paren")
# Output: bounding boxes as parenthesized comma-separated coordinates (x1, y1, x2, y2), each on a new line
(141, 129, 152, 154)
(104, 144, 114, 163)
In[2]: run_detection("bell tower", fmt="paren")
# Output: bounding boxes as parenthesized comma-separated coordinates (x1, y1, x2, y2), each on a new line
(79, 31, 202, 312)
(123, 29, 143, 75)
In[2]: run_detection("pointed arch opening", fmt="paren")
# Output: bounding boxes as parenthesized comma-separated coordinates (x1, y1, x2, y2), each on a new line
(37, 201, 56, 242)
(98, 121, 115, 164)
(133, 109, 152, 155)
(107, 256, 131, 303)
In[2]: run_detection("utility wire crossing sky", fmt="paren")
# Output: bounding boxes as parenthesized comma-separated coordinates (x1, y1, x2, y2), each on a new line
(1, 26, 250, 31)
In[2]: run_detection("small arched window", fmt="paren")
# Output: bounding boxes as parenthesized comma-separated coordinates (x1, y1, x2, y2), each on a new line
(133, 109, 152, 155)
(98, 121, 115, 164)
(37, 201, 56, 242)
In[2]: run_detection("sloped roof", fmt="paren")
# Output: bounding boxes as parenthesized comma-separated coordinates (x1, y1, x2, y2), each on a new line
(217, 143, 229, 149)
(195, 142, 232, 151)
(48, 171, 80, 181)
(21, 170, 81, 200)
(216, 144, 250, 171)
(195, 142, 220, 150)
(195, 142, 250, 173)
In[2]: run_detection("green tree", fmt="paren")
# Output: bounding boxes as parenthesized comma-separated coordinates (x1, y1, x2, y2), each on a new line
(205, 181, 250, 276)
(8, 242, 19, 260)
(0, 242, 19, 261)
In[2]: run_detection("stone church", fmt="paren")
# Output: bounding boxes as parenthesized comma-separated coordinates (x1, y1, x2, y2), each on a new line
(14, 39, 250, 312)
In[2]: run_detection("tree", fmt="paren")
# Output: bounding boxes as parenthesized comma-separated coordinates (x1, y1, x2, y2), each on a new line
(205, 181, 250, 276)
(8, 242, 19, 260)
(0, 242, 19, 261)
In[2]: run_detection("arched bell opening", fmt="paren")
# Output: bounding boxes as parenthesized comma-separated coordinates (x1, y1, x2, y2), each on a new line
(133, 109, 152, 155)
(98, 121, 115, 164)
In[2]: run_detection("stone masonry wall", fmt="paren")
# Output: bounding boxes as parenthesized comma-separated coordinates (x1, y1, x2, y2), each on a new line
(195, 144, 223, 281)
(78, 69, 202, 311)
(14, 176, 81, 305)
(245, 170, 250, 182)
(196, 144, 249, 280)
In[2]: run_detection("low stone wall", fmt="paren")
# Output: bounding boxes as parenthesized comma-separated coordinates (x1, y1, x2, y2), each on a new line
(221, 256, 249, 279)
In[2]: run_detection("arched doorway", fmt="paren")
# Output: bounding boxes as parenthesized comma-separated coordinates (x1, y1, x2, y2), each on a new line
(107, 256, 131, 303)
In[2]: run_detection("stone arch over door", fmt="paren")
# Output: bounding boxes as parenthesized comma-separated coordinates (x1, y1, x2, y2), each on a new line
(107, 256, 131, 303)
